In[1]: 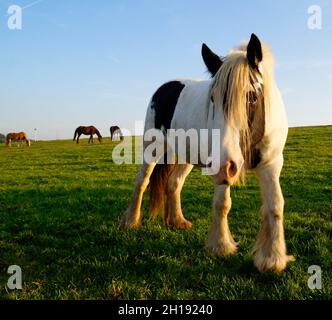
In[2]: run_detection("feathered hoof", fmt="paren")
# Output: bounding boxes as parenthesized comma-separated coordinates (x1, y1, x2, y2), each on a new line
(253, 252, 295, 273)
(119, 211, 141, 229)
(167, 218, 192, 230)
(206, 240, 238, 257)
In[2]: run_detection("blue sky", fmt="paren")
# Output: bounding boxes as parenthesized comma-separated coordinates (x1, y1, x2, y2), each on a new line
(0, 0, 331, 140)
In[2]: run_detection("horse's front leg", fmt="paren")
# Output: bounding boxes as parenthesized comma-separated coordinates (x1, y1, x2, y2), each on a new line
(165, 164, 193, 229)
(207, 184, 237, 256)
(121, 137, 166, 228)
(253, 156, 294, 272)
(120, 162, 157, 228)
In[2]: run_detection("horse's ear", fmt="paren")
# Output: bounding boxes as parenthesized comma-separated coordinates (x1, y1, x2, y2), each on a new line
(201, 43, 222, 77)
(247, 33, 262, 69)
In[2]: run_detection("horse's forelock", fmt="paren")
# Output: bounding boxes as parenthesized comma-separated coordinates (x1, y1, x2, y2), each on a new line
(211, 43, 274, 169)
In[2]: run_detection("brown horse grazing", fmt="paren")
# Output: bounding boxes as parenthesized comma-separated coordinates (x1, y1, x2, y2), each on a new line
(110, 126, 123, 141)
(6, 132, 31, 147)
(73, 126, 102, 144)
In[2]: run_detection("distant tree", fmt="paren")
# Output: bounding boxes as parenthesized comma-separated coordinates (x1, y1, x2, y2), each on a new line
(0, 133, 5, 143)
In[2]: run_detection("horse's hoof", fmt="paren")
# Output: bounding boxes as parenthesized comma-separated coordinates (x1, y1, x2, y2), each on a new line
(167, 218, 192, 230)
(119, 219, 141, 229)
(119, 212, 141, 229)
(253, 252, 295, 273)
(206, 240, 238, 257)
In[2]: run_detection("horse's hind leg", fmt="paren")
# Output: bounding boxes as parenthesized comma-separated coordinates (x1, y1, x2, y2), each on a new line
(77, 134, 81, 144)
(253, 157, 294, 272)
(207, 184, 237, 256)
(165, 163, 193, 229)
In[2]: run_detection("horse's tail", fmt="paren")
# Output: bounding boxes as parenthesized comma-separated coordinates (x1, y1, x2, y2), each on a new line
(149, 157, 175, 221)
(5, 134, 10, 146)
(73, 128, 78, 141)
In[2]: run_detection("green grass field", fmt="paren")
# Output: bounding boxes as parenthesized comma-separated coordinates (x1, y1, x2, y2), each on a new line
(0, 126, 331, 299)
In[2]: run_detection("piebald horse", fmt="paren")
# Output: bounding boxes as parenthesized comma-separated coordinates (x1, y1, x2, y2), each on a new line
(110, 126, 124, 141)
(121, 34, 294, 273)
(6, 132, 31, 147)
(73, 126, 102, 144)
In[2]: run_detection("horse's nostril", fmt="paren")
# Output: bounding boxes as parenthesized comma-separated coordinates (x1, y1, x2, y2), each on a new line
(228, 160, 237, 177)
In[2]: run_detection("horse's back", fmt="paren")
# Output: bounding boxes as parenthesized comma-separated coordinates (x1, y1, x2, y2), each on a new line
(76, 126, 97, 134)
(89, 126, 98, 132)
(111, 125, 120, 131)
(145, 79, 212, 132)
(173, 80, 212, 129)
(7, 132, 24, 139)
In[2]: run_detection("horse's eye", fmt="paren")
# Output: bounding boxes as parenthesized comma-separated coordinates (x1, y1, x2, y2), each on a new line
(247, 91, 257, 104)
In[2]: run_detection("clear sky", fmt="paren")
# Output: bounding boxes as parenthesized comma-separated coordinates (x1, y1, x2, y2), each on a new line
(1, 0, 331, 140)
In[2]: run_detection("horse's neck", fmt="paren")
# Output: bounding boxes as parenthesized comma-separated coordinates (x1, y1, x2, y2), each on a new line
(172, 80, 212, 131)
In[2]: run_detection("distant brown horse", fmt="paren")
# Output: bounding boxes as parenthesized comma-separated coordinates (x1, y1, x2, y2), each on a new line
(6, 132, 31, 147)
(73, 126, 102, 144)
(110, 126, 123, 141)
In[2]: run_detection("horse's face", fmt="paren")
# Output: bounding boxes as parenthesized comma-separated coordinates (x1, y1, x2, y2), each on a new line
(26, 140, 31, 147)
(202, 34, 264, 185)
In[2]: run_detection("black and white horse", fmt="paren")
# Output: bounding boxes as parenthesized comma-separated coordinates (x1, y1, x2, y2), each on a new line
(121, 34, 294, 273)
(110, 126, 124, 141)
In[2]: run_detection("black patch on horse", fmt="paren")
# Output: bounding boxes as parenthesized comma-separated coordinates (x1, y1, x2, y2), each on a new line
(151, 81, 185, 130)
(250, 148, 262, 168)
